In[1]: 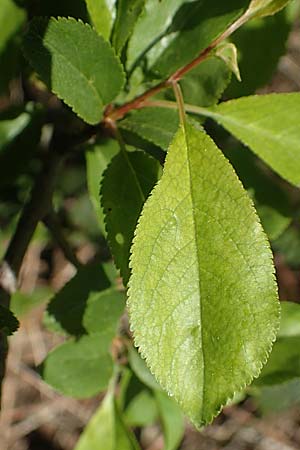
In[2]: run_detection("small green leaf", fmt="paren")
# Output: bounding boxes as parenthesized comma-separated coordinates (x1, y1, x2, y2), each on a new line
(247, 0, 291, 18)
(155, 390, 184, 450)
(23, 17, 125, 125)
(101, 150, 160, 285)
(119, 108, 179, 150)
(74, 386, 140, 450)
(226, 10, 292, 97)
(86, 139, 119, 235)
(215, 42, 241, 81)
(253, 379, 300, 414)
(112, 0, 145, 54)
(85, 0, 115, 39)
(42, 334, 113, 398)
(46, 262, 111, 336)
(205, 94, 300, 186)
(128, 124, 279, 426)
(83, 287, 125, 336)
(0, 305, 19, 336)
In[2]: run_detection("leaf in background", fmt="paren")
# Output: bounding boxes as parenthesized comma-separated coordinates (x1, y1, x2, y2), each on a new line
(0, 305, 19, 336)
(253, 379, 300, 414)
(206, 94, 300, 186)
(124, 390, 158, 426)
(155, 390, 184, 450)
(112, 0, 145, 55)
(272, 226, 300, 269)
(226, 10, 291, 97)
(247, 0, 291, 18)
(278, 301, 300, 338)
(176, 57, 231, 107)
(149, 0, 249, 78)
(23, 18, 125, 125)
(254, 336, 300, 386)
(119, 108, 179, 150)
(0, 111, 30, 147)
(83, 287, 125, 337)
(128, 347, 161, 391)
(223, 145, 292, 241)
(128, 123, 279, 426)
(0, 0, 25, 53)
(101, 150, 160, 285)
(46, 262, 111, 336)
(26, 0, 89, 19)
(0, 0, 25, 94)
(11, 287, 53, 319)
(85, 0, 115, 39)
(42, 334, 113, 398)
(86, 139, 119, 235)
(74, 386, 140, 450)
(127, 0, 186, 71)
(0, 109, 43, 189)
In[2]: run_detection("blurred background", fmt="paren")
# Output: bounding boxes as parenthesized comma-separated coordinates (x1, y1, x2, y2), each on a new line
(0, 1, 300, 449)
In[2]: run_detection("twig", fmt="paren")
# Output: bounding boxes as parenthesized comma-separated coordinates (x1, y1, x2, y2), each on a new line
(44, 210, 82, 270)
(104, 6, 253, 123)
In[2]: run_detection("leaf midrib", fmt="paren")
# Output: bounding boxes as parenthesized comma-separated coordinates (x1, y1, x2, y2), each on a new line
(182, 124, 205, 420)
(212, 110, 299, 163)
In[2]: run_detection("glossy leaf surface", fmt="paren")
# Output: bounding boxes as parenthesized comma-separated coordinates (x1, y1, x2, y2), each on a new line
(128, 123, 279, 426)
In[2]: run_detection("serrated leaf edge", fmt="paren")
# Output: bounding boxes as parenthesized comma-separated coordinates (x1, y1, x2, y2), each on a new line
(23, 17, 126, 125)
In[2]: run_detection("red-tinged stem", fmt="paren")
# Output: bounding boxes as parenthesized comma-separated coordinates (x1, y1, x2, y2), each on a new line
(104, 7, 251, 123)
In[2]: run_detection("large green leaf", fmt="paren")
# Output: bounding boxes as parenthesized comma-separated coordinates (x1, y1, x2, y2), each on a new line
(112, 0, 145, 55)
(128, 123, 279, 426)
(119, 108, 179, 151)
(42, 334, 113, 398)
(101, 150, 160, 285)
(149, 0, 249, 78)
(46, 262, 111, 336)
(86, 139, 119, 235)
(74, 386, 140, 450)
(205, 94, 300, 186)
(23, 17, 125, 125)
(85, 0, 115, 39)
